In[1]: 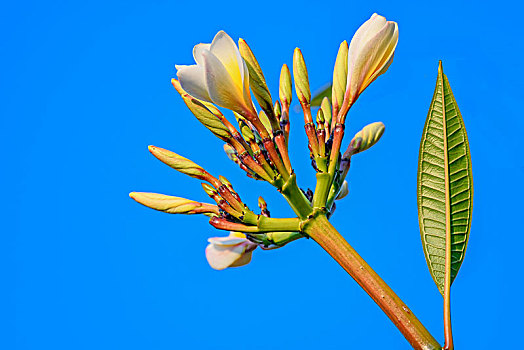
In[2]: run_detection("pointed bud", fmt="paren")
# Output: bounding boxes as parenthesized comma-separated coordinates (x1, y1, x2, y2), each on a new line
(129, 192, 219, 215)
(201, 183, 217, 196)
(335, 181, 349, 200)
(345, 14, 398, 106)
(149, 146, 210, 180)
(258, 110, 272, 135)
(279, 64, 292, 107)
(238, 38, 274, 119)
(349, 122, 385, 155)
(172, 79, 232, 142)
(316, 109, 325, 126)
(218, 175, 232, 188)
(320, 97, 332, 129)
(273, 101, 282, 120)
(238, 119, 255, 142)
(332, 41, 348, 113)
(258, 196, 267, 210)
(292, 48, 311, 106)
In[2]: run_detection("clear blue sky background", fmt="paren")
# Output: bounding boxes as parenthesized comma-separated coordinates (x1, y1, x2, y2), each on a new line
(3, 1, 523, 349)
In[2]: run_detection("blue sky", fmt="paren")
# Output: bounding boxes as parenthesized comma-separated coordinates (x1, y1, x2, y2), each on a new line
(3, 0, 523, 349)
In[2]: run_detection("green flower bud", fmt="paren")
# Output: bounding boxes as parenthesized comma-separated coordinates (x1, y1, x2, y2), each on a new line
(320, 97, 332, 128)
(129, 192, 218, 215)
(149, 146, 208, 180)
(292, 48, 311, 106)
(332, 41, 348, 113)
(349, 122, 385, 154)
(238, 38, 274, 118)
(279, 64, 292, 106)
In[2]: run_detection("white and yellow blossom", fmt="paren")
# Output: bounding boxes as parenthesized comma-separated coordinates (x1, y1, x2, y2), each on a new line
(205, 232, 257, 270)
(176, 31, 255, 116)
(345, 13, 398, 106)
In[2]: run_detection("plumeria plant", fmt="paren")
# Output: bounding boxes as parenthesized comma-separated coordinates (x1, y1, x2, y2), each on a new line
(131, 13, 473, 350)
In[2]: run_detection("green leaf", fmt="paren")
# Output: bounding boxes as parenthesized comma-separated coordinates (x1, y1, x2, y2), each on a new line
(311, 84, 332, 107)
(417, 61, 473, 295)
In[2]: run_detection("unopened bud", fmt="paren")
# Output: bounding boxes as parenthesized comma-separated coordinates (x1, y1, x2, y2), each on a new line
(279, 64, 292, 107)
(273, 101, 282, 120)
(258, 110, 272, 134)
(292, 48, 311, 106)
(335, 180, 349, 200)
(172, 79, 232, 142)
(332, 41, 348, 113)
(201, 183, 217, 196)
(129, 192, 218, 215)
(218, 175, 232, 188)
(316, 109, 325, 125)
(238, 119, 255, 142)
(349, 122, 385, 154)
(238, 38, 274, 118)
(258, 196, 267, 210)
(149, 146, 208, 180)
(320, 97, 332, 128)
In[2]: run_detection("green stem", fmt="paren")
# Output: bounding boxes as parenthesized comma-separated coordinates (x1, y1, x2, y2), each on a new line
(312, 172, 331, 209)
(280, 174, 313, 219)
(258, 216, 300, 232)
(302, 214, 441, 350)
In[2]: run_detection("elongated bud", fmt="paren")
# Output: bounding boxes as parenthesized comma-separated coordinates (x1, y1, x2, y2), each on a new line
(320, 97, 332, 129)
(273, 101, 281, 120)
(332, 41, 348, 113)
(258, 110, 272, 135)
(345, 14, 398, 107)
(348, 122, 385, 155)
(316, 109, 325, 126)
(279, 64, 292, 107)
(172, 79, 221, 115)
(238, 119, 255, 142)
(172, 79, 232, 142)
(218, 175, 232, 188)
(149, 146, 210, 180)
(335, 181, 349, 200)
(201, 183, 217, 196)
(292, 48, 311, 106)
(238, 39, 274, 120)
(129, 192, 218, 215)
(258, 196, 267, 211)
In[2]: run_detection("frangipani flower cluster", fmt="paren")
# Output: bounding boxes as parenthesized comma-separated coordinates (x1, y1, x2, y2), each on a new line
(131, 13, 396, 270)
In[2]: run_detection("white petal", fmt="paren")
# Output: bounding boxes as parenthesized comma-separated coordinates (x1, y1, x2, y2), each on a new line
(201, 50, 246, 112)
(229, 249, 253, 268)
(207, 236, 248, 246)
(176, 64, 211, 102)
(193, 43, 211, 65)
(205, 243, 246, 270)
(210, 31, 244, 87)
(347, 13, 387, 89)
(348, 21, 397, 98)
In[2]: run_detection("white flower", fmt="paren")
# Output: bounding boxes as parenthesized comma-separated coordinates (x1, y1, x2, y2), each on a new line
(345, 13, 399, 105)
(176, 31, 254, 115)
(205, 232, 257, 270)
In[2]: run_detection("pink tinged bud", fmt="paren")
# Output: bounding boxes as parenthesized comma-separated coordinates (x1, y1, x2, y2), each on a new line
(345, 13, 398, 105)
(205, 232, 257, 270)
